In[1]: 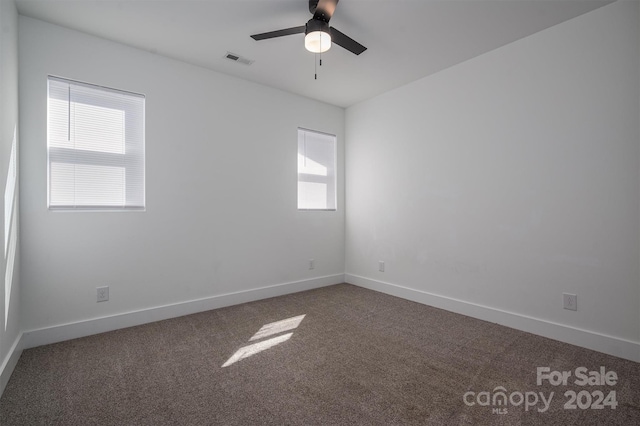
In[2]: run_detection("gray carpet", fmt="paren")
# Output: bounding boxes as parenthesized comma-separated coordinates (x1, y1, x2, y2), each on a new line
(1, 284, 638, 425)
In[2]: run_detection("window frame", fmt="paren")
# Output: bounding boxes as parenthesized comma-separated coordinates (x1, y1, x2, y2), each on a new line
(46, 76, 145, 211)
(297, 127, 337, 211)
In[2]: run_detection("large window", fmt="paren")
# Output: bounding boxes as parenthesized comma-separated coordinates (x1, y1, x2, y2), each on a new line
(297, 128, 336, 210)
(47, 76, 145, 210)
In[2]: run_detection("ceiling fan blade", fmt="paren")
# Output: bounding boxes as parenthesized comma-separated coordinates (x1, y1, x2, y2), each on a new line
(251, 25, 306, 41)
(329, 27, 367, 55)
(313, 0, 339, 23)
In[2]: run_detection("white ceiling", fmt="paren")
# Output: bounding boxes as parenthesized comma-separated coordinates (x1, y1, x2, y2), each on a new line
(15, 0, 612, 108)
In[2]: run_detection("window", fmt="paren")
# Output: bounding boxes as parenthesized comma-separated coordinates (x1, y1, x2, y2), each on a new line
(47, 76, 145, 210)
(4, 126, 17, 329)
(297, 128, 336, 210)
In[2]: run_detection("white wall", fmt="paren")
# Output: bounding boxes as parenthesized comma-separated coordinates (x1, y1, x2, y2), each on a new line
(0, 0, 22, 394)
(19, 17, 345, 334)
(346, 1, 639, 360)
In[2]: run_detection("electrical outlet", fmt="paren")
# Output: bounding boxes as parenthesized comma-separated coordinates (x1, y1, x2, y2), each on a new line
(97, 286, 109, 302)
(563, 293, 577, 311)
(309, 259, 315, 270)
(378, 261, 385, 272)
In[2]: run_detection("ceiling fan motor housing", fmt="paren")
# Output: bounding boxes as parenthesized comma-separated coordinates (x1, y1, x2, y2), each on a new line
(305, 18, 330, 36)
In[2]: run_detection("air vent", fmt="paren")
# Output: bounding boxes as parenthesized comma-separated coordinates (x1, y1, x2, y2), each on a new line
(224, 52, 254, 66)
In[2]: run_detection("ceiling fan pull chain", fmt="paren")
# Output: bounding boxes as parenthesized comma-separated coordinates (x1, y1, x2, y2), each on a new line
(315, 52, 318, 80)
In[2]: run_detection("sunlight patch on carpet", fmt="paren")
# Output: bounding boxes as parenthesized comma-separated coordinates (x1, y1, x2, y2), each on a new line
(222, 314, 306, 367)
(250, 314, 306, 341)
(222, 333, 293, 367)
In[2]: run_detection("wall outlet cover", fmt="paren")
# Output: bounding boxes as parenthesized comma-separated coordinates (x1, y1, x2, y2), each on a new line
(97, 286, 109, 302)
(563, 293, 577, 311)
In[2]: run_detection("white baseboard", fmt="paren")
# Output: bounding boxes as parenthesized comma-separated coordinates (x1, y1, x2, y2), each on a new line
(22, 274, 344, 350)
(0, 332, 24, 398)
(345, 274, 640, 363)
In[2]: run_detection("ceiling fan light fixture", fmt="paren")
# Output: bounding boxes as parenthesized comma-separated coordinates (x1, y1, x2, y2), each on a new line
(305, 30, 331, 53)
(304, 18, 332, 53)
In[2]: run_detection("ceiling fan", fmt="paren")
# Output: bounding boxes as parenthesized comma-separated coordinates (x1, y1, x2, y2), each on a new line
(250, 0, 367, 55)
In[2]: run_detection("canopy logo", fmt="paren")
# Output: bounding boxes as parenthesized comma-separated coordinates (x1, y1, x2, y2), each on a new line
(463, 387, 553, 414)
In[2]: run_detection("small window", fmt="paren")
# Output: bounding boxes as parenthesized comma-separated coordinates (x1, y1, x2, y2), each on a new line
(47, 76, 145, 210)
(297, 128, 336, 210)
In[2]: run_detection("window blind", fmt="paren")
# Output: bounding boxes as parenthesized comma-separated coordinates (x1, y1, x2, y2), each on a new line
(297, 128, 336, 210)
(47, 76, 145, 210)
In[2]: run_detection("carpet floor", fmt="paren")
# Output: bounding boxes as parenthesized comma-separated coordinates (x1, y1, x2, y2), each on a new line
(1, 283, 638, 425)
